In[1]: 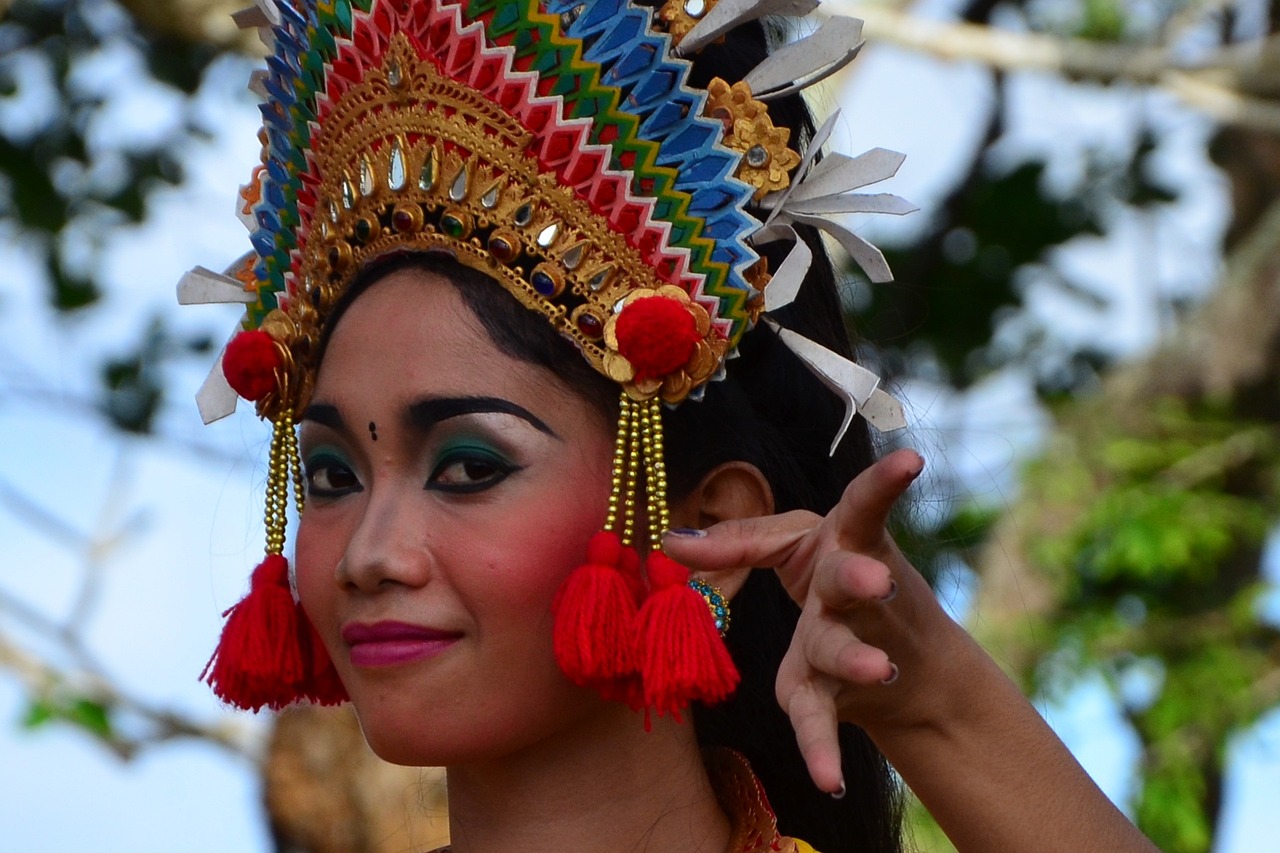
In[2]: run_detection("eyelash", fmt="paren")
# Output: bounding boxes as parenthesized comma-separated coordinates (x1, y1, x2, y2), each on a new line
(304, 452, 363, 499)
(427, 447, 521, 495)
(303, 447, 521, 499)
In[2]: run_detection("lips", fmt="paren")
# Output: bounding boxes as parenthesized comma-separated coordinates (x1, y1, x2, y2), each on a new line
(341, 621, 462, 667)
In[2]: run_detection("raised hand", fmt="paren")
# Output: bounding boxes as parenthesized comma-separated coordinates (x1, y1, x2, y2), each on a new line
(662, 448, 944, 793)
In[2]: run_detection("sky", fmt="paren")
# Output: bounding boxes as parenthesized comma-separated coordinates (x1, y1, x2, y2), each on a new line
(1, 5, 1278, 851)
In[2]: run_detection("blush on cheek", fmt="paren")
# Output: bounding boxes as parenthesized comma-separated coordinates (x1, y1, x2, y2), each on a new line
(293, 530, 341, 654)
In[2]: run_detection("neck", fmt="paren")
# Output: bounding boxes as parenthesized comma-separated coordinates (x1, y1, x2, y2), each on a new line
(444, 705, 730, 853)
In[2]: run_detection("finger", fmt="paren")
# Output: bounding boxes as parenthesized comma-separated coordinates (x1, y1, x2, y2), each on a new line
(780, 678, 845, 794)
(828, 449, 924, 550)
(661, 509, 821, 572)
(812, 550, 894, 609)
(801, 616, 894, 684)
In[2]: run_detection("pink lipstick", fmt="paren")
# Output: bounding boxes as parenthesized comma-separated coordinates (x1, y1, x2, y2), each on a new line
(342, 621, 461, 667)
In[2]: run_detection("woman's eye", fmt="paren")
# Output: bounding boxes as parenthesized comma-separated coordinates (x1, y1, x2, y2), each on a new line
(428, 449, 519, 494)
(305, 456, 362, 497)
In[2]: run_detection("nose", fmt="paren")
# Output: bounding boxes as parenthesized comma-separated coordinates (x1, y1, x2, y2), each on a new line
(336, 487, 433, 593)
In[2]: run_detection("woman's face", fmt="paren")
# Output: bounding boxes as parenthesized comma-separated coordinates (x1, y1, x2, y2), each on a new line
(295, 267, 616, 766)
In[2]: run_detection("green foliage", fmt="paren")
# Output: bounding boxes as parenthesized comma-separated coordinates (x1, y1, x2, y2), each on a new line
(0, 0, 231, 434)
(860, 134, 1177, 391)
(22, 694, 114, 742)
(897, 500, 1000, 588)
(0, 0, 216, 314)
(903, 793, 959, 853)
(1069, 486, 1268, 589)
(98, 315, 215, 433)
(922, 395, 1280, 849)
(1137, 752, 1213, 853)
(1078, 0, 1127, 42)
(101, 346, 164, 435)
(865, 158, 1103, 386)
(1132, 644, 1266, 853)
(1002, 399, 1280, 848)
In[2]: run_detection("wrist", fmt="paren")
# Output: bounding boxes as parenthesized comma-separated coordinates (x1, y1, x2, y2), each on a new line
(863, 607, 1017, 743)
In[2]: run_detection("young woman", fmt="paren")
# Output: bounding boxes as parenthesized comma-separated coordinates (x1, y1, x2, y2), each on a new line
(185, 1, 1159, 850)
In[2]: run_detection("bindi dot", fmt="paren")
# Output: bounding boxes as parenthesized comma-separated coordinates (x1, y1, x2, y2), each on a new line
(368, 421, 378, 441)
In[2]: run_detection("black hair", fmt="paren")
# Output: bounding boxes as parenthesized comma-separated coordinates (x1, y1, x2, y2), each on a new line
(679, 21, 903, 851)
(324, 16, 904, 853)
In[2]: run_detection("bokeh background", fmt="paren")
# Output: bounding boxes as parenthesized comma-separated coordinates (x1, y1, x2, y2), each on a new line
(2, 0, 1279, 850)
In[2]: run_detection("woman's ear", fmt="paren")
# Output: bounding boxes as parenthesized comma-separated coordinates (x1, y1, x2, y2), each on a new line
(668, 462, 774, 600)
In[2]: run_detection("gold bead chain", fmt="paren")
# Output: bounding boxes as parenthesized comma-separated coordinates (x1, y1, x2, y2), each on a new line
(264, 414, 304, 556)
(638, 398, 670, 552)
(284, 413, 305, 516)
(621, 396, 642, 547)
(646, 398, 670, 550)
(604, 393, 631, 534)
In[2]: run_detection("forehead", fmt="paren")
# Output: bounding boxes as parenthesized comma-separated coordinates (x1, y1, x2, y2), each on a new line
(312, 267, 580, 416)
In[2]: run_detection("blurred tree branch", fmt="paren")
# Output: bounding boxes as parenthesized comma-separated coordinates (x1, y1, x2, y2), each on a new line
(0, 625, 259, 760)
(0, 457, 258, 762)
(112, 0, 264, 53)
(836, 2, 1280, 134)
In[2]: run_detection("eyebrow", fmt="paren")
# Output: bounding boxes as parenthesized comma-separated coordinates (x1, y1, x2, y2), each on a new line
(301, 402, 344, 430)
(408, 396, 559, 438)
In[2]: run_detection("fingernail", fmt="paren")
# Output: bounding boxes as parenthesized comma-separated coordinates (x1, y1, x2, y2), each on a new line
(909, 452, 925, 477)
(831, 780, 847, 800)
(878, 580, 898, 602)
(880, 663, 899, 685)
(666, 527, 707, 538)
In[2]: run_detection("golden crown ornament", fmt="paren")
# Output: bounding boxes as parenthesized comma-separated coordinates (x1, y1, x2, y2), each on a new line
(179, 0, 913, 717)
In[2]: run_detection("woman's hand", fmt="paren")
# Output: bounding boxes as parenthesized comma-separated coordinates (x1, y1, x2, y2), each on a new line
(662, 448, 951, 793)
(664, 449, 1160, 853)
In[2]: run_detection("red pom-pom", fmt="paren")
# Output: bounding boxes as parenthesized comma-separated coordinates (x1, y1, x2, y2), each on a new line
(635, 552, 740, 721)
(222, 329, 282, 402)
(614, 296, 700, 381)
(201, 554, 348, 711)
(553, 532, 643, 692)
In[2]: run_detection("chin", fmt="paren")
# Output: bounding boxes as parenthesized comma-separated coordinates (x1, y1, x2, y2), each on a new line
(351, 682, 618, 769)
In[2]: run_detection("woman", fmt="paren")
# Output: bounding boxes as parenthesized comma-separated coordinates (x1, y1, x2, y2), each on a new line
(183, 1, 1158, 850)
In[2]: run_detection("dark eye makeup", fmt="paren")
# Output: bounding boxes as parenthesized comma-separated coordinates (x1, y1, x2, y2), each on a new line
(304, 449, 363, 498)
(426, 441, 522, 494)
(303, 438, 523, 500)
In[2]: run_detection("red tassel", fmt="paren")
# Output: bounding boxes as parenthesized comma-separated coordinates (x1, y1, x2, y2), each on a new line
(636, 552, 740, 721)
(202, 555, 349, 711)
(553, 531, 643, 693)
(202, 554, 305, 711)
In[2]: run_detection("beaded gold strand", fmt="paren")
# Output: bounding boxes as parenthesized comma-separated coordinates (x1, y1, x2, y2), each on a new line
(605, 394, 647, 548)
(639, 397, 670, 553)
(264, 413, 304, 556)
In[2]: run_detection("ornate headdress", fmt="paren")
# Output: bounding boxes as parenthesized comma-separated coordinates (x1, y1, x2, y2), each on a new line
(181, 0, 913, 717)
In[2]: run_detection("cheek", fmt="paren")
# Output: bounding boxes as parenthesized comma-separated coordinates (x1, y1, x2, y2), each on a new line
(455, 443, 615, 633)
(294, 515, 346, 644)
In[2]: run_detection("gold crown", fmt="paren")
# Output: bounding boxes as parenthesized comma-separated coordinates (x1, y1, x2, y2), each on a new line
(258, 34, 727, 418)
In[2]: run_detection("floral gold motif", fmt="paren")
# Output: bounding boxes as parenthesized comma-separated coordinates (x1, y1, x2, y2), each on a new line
(743, 256, 770, 324)
(703, 78, 800, 200)
(656, 0, 722, 46)
(603, 285, 727, 404)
